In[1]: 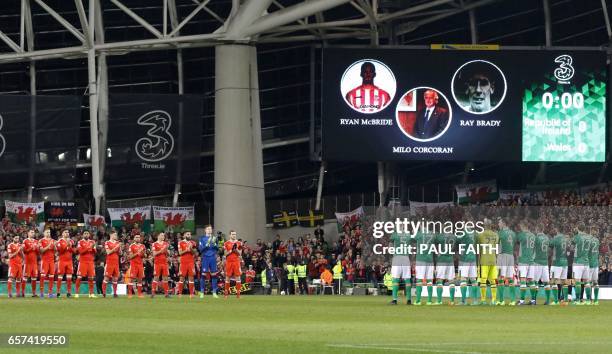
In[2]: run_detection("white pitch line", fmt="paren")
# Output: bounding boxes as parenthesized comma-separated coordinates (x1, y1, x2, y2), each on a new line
(326, 343, 483, 354)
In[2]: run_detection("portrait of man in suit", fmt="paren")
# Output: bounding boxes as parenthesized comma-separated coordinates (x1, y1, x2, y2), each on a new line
(414, 89, 449, 140)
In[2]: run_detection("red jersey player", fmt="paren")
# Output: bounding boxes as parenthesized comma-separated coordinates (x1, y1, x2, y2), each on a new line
(344, 61, 391, 113)
(75, 230, 97, 298)
(7, 235, 24, 298)
(245, 265, 256, 283)
(127, 234, 146, 298)
(223, 230, 243, 298)
(56, 229, 74, 298)
(22, 230, 39, 297)
(39, 229, 56, 298)
(151, 232, 170, 297)
(103, 231, 122, 297)
(177, 231, 197, 298)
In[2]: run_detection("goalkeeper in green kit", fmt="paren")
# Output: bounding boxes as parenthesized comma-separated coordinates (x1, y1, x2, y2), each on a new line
(388, 232, 413, 305)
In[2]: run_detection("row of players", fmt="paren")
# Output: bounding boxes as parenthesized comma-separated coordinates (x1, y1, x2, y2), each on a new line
(5, 225, 244, 299)
(387, 219, 601, 306)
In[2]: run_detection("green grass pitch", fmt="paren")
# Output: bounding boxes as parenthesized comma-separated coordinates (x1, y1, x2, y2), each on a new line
(0, 296, 611, 353)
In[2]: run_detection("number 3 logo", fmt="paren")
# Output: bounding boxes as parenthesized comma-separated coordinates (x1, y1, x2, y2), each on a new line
(554, 54, 574, 83)
(134, 110, 174, 162)
(0, 114, 5, 158)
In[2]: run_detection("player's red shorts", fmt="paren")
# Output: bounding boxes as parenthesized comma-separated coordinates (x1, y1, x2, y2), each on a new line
(179, 262, 194, 277)
(40, 260, 55, 276)
(154, 263, 169, 277)
(130, 264, 144, 279)
(57, 260, 73, 275)
(77, 262, 95, 278)
(24, 262, 38, 278)
(8, 264, 23, 279)
(104, 261, 120, 278)
(225, 261, 241, 277)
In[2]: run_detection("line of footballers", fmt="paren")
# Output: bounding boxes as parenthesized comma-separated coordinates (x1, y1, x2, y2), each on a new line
(5, 225, 245, 299)
(388, 219, 601, 306)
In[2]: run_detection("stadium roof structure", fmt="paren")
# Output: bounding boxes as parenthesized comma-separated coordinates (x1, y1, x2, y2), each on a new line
(0, 0, 610, 225)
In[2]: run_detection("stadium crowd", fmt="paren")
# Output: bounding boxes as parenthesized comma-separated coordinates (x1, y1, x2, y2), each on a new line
(1, 186, 611, 294)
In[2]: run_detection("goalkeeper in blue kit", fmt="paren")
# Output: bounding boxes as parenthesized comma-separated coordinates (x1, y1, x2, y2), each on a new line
(198, 225, 220, 299)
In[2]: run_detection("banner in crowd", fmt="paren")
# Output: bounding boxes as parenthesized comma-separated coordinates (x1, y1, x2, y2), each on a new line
(5, 200, 45, 226)
(83, 214, 107, 229)
(272, 211, 299, 228)
(105, 94, 203, 185)
(298, 210, 324, 227)
(0, 95, 81, 189)
(408, 201, 454, 216)
(498, 190, 533, 201)
(152, 206, 195, 232)
(455, 180, 498, 204)
(526, 182, 580, 200)
(45, 201, 78, 223)
(107, 206, 151, 232)
(335, 206, 364, 232)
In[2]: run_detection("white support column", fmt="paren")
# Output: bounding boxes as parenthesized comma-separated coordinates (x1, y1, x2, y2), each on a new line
(315, 161, 326, 210)
(602, 0, 612, 39)
(27, 63, 36, 203)
(377, 162, 385, 207)
(24, 0, 35, 202)
(88, 0, 102, 214)
(172, 48, 184, 207)
(250, 46, 266, 236)
(170, 0, 183, 207)
(535, 0, 552, 184)
(214, 44, 265, 241)
(462, 8, 478, 184)
(94, 0, 108, 211)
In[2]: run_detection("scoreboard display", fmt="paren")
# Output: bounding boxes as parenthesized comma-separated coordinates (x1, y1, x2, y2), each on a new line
(321, 48, 607, 162)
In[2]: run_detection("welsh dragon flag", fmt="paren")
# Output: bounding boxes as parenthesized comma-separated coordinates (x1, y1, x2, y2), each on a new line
(455, 180, 499, 204)
(5, 200, 45, 225)
(107, 206, 151, 232)
(83, 214, 107, 229)
(153, 206, 195, 232)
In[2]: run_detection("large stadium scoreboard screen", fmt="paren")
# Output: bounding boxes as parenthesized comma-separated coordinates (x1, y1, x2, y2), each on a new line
(321, 48, 607, 162)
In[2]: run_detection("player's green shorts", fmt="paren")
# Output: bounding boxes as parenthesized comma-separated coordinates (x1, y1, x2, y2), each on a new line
(478, 265, 498, 283)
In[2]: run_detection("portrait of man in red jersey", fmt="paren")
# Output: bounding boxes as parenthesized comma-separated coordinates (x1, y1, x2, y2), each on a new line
(341, 59, 396, 114)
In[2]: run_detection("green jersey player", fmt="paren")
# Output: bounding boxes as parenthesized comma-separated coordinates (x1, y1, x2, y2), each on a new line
(550, 226, 569, 305)
(533, 228, 551, 305)
(434, 233, 456, 305)
(497, 219, 516, 305)
(388, 232, 413, 305)
(587, 227, 600, 305)
(456, 229, 478, 305)
(414, 231, 435, 305)
(572, 224, 591, 305)
(516, 222, 537, 305)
